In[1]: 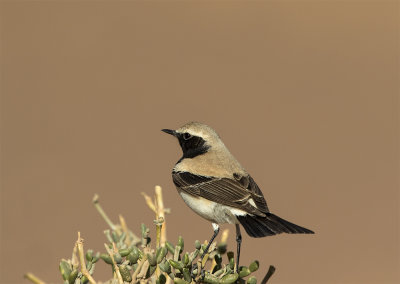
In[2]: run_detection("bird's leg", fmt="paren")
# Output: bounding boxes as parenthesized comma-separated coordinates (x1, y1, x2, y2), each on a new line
(194, 223, 220, 279)
(235, 224, 242, 273)
(201, 223, 220, 260)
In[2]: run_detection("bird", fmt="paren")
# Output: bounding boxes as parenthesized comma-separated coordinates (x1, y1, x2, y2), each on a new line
(162, 122, 314, 272)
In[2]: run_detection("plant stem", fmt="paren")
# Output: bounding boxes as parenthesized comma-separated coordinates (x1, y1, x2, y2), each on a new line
(76, 232, 96, 284)
(155, 185, 167, 246)
(93, 194, 116, 230)
(132, 257, 147, 283)
(24, 273, 45, 284)
(141, 192, 157, 213)
(261, 265, 276, 284)
(104, 243, 123, 284)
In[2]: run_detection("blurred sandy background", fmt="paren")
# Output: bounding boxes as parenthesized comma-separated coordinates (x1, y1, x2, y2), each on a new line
(1, 1, 399, 283)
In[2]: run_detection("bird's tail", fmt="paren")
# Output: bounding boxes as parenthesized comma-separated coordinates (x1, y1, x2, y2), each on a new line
(236, 213, 314, 238)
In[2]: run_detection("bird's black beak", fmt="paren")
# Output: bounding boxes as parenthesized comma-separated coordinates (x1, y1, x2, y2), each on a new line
(161, 129, 177, 137)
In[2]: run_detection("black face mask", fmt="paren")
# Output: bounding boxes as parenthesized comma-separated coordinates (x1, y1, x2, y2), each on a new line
(177, 133, 210, 159)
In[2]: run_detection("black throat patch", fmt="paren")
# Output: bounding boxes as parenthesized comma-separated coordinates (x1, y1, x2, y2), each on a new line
(177, 134, 210, 160)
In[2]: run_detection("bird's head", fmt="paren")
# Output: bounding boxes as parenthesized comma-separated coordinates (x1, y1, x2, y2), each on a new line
(162, 122, 223, 159)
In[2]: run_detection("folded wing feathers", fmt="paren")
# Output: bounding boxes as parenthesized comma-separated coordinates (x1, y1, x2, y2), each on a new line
(172, 171, 267, 217)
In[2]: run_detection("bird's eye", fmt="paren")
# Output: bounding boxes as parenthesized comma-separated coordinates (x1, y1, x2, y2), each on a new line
(183, 133, 192, 140)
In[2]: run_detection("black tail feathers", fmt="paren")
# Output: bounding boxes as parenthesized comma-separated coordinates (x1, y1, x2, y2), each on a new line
(237, 213, 314, 238)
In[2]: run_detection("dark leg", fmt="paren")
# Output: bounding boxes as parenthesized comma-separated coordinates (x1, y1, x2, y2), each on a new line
(201, 223, 220, 260)
(191, 223, 220, 279)
(235, 224, 242, 273)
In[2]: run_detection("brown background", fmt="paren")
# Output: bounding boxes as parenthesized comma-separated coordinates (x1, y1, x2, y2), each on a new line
(1, 1, 399, 283)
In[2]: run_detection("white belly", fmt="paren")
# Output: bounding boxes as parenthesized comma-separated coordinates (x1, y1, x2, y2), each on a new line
(178, 191, 247, 224)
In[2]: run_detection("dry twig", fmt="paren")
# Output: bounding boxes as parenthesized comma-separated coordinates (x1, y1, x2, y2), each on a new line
(104, 243, 123, 284)
(24, 273, 46, 284)
(76, 232, 96, 284)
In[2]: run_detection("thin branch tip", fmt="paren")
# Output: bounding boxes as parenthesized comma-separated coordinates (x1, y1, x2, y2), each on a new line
(92, 194, 99, 204)
(24, 273, 45, 284)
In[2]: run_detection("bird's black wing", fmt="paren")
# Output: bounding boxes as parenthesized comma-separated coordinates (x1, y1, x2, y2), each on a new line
(172, 171, 269, 217)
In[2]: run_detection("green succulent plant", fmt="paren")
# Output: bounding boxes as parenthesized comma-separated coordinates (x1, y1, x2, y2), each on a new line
(25, 186, 276, 284)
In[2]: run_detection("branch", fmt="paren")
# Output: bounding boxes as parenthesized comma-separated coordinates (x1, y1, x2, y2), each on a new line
(141, 192, 157, 213)
(93, 194, 116, 230)
(155, 185, 167, 246)
(261, 265, 276, 284)
(104, 243, 123, 284)
(132, 256, 147, 283)
(24, 273, 45, 284)
(76, 232, 96, 284)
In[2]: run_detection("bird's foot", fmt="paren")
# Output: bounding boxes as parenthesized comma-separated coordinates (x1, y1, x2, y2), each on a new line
(191, 263, 207, 283)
